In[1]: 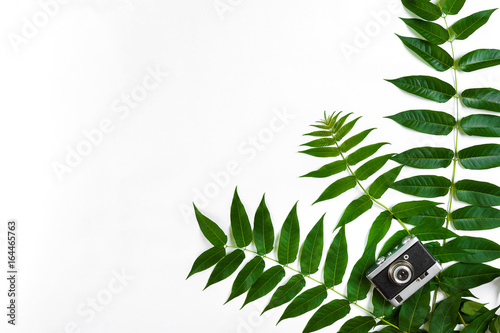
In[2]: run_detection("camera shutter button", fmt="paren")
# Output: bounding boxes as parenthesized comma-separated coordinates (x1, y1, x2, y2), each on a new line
(377, 256, 386, 265)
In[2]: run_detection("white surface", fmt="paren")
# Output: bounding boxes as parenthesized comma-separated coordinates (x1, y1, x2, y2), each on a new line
(1, 0, 500, 332)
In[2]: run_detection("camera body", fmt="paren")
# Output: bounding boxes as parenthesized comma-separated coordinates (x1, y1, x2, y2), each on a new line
(366, 235, 442, 307)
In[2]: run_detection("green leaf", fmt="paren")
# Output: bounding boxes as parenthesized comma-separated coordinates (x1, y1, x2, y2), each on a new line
(386, 109, 455, 135)
(301, 160, 346, 178)
(460, 114, 500, 137)
(347, 245, 376, 302)
(337, 195, 373, 227)
(301, 138, 336, 148)
(242, 265, 285, 308)
(400, 18, 449, 45)
(380, 230, 408, 255)
(452, 205, 500, 230)
(368, 165, 403, 199)
(187, 247, 226, 279)
(428, 294, 462, 333)
(300, 147, 340, 158)
(490, 315, 500, 333)
(462, 306, 500, 333)
(278, 203, 301, 265)
(278, 286, 328, 323)
(392, 146, 454, 169)
(459, 144, 500, 170)
(386, 75, 456, 103)
(392, 200, 441, 219)
(205, 249, 245, 289)
(402, 205, 447, 227)
(336, 117, 361, 142)
(441, 263, 500, 289)
(411, 225, 457, 241)
(391, 175, 451, 198)
(324, 226, 348, 287)
(347, 143, 390, 166)
(300, 216, 324, 275)
(303, 300, 351, 333)
(339, 128, 376, 153)
(455, 179, 500, 206)
(254, 194, 274, 255)
(451, 9, 497, 40)
(396, 35, 453, 71)
(333, 113, 353, 133)
(442, 0, 466, 15)
(193, 204, 228, 247)
(231, 188, 252, 247)
(440, 277, 477, 299)
(401, 0, 442, 21)
(338, 316, 375, 333)
(461, 301, 485, 316)
(446, 236, 500, 263)
(366, 211, 392, 250)
(226, 256, 265, 303)
(314, 176, 357, 204)
(427, 246, 469, 263)
(462, 88, 500, 112)
(355, 154, 394, 181)
(262, 274, 305, 314)
(399, 284, 431, 332)
(459, 49, 500, 72)
(372, 289, 394, 318)
(304, 130, 332, 137)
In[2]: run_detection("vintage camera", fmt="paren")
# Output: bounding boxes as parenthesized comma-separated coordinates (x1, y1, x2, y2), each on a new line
(366, 235, 442, 307)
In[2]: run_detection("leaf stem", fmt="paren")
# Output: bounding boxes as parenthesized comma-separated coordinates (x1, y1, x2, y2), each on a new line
(226, 245, 403, 331)
(333, 140, 411, 234)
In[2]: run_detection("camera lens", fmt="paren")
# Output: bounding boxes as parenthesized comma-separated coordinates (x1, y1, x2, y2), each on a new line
(389, 261, 413, 285)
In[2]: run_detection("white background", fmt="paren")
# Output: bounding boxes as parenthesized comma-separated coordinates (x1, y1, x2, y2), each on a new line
(1, 0, 500, 332)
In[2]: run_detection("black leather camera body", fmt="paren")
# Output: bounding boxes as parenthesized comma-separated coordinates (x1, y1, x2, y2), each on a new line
(366, 235, 442, 306)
